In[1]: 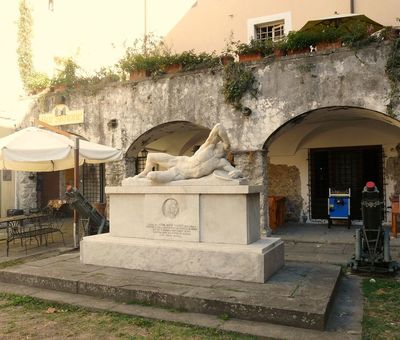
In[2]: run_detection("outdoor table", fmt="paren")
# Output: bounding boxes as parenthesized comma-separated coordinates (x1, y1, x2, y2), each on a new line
(0, 212, 65, 256)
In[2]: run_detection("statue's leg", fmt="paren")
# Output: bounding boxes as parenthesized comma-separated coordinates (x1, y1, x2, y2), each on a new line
(147, 167, 184, 183)
(136, 153, 177, 178)
(218, 159, 243, 178)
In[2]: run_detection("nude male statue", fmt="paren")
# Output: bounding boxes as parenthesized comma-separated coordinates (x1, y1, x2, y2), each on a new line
(135, 123, 243, 183)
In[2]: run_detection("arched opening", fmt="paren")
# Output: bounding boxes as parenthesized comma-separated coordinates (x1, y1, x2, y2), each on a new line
(125, 121, 210, 176)
(264, 106, 400, 225)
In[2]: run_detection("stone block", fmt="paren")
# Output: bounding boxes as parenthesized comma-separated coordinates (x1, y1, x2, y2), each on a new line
(106, 184, 262, 245)
(81, 234, 284, 283)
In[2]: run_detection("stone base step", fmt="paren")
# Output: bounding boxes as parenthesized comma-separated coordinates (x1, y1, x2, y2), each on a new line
(0, 252, 341, 330)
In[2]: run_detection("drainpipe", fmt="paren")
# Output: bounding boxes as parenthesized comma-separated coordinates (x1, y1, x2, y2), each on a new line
(350, 0, 355, 14)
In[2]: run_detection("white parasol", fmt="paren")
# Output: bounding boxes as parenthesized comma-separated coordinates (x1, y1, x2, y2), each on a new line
(0, 126, 122, 171)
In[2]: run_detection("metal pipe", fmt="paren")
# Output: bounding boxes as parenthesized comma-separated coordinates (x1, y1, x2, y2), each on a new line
(384, 227, 390, 262)
(73, 137, 80, 248)
(355, 227, 361, 260)
(350, 0, 355, 13)
(144, 0, 147, 54)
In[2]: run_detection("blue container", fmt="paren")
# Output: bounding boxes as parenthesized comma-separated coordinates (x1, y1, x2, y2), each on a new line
(328, 188, 351, 228)
(328, 197, 350, 218)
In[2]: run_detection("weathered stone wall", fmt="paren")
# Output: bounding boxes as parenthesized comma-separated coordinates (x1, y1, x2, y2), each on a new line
(16, 172, 37, 212)
(20, 42, 399, 219)
(267, 163, 303, 222)
(29, 43, 395, 154)
(386, 143, 400, 196)
(234, 150, 268, 232)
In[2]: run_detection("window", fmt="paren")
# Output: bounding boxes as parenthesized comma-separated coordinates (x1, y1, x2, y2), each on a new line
(82, 163, 105, 203)
(135, 149, 148, 174)
(255, 21, 284, 41)
(247, 12, 291, 43)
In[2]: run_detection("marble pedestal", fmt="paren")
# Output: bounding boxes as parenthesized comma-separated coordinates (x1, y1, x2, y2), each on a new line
(80, 177, 284, 283)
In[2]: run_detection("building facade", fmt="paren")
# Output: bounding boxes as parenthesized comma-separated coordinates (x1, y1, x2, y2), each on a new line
(165, 0, 400, 53)
(19, 42, 400, 229)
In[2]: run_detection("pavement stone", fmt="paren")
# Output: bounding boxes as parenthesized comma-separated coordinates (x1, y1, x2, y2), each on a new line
(0, 252, 341, 331)
(0, 279, 361, 340)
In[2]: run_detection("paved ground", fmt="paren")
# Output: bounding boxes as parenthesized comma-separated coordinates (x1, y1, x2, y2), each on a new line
(1, 219, 399, 266)
(0, 221, 390, 338)
(274, 223, 400, 265)
(0, 218, 75, 263)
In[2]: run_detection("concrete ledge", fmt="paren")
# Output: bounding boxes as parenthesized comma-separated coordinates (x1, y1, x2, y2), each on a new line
(0, 253, 341, 330)
(106, 185, 262, 194)
(80, 235, 284, 283)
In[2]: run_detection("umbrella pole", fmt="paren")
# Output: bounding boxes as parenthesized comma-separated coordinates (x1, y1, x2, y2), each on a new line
(73, 137, 80, 249)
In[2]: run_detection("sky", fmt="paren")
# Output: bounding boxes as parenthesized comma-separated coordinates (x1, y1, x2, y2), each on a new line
(0, 0, 195, 116)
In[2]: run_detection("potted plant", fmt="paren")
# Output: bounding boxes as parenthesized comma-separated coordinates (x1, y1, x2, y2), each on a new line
(160, 54, 183, 74)
(50, 57, 80, 92)
(220, 54, 235, 65)
(285, 31, 320, 55)
(171, 50, 219, 72)
(220, 36, 237, 65)
(273, 40, 288, 57)
(118, 34, 169, 80)
(236, 39, 273, 62)
(315, 26, 343, 51)
(26, 71, 50, 95)
(340, 20, 378, 48)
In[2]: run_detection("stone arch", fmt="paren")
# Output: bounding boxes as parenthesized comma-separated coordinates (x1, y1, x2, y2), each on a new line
(263, 106, 400, 225)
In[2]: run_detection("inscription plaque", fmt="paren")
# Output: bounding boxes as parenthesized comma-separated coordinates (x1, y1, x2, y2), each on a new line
(144, 194, 199, 241)
(146, 223, 197, 238)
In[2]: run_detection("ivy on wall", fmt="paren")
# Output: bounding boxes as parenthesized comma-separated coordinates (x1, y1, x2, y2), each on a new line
(385, 37, 400, 117)
(222, 62, 258, 111)
(17, 0, 34, 91)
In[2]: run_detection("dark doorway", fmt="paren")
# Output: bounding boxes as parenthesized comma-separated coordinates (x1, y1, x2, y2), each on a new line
(38, 172, 60, 209)
(310, 146, 383, 220)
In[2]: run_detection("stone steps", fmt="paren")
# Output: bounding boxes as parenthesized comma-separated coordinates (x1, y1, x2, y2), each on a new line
(0, 252, 341, 331)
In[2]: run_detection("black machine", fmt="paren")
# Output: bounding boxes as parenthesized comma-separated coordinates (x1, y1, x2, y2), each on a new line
(349, 182, 398, 273)
(65, 186, 109, 235)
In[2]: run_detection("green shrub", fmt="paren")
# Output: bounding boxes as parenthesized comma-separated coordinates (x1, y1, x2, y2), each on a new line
(26, 71, 50, 93)
(173, 50, 220, 71)
(285, 31, 321, 51)
(51, 57, 80, 88)
(235, 39, 274, 56)
(118, 34, 170, 76)
(78, 66, 121, 86)
(341, 20, 377, 47)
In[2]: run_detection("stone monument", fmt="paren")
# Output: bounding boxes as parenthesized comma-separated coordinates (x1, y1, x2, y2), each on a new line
(81, 124, 284, 283)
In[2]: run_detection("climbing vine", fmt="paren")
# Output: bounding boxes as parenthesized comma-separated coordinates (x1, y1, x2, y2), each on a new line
(385, 37, 400, 117)
(222, 62, 258, 111)
(17, 0, 34, 90)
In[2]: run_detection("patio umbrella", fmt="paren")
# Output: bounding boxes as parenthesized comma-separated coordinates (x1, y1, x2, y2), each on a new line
(0, 126, 122, 171)
(299, 14, 383, 33)
(0, 126, 123, 248)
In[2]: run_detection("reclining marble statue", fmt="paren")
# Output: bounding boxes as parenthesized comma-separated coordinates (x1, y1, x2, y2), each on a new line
(132, 123, 243, 183)
(82, 122, 284, 283)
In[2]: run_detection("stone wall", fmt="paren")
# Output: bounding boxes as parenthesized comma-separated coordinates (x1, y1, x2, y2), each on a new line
(16, 172, 37, 212)
(19, 42, 399, 219)
(28, 43, 395, 154)
(234, 150, 267, 231)
(387, 143, 400, 196)
(267, 163, 303, 222)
